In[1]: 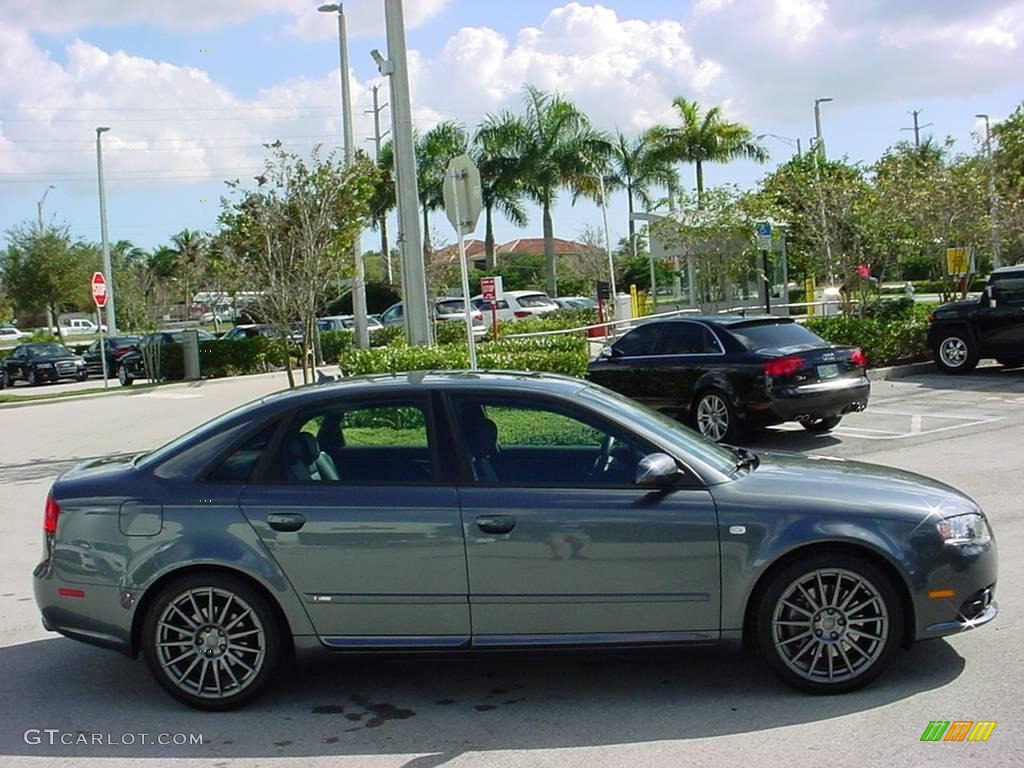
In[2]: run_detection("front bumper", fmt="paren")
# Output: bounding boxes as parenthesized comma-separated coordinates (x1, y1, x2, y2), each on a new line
(758, 376, 870, 423)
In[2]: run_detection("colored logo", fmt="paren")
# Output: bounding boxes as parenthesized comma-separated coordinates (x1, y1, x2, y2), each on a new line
(921, 721, 996, 742)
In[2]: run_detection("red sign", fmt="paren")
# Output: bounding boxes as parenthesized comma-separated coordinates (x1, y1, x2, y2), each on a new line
(481, 276, 497, 302)
(91, 272, 108, 308)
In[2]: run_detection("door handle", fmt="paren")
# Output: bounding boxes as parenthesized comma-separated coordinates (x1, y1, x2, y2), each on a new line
(267, 513, 305, 532)
(476, 515, 516, 535)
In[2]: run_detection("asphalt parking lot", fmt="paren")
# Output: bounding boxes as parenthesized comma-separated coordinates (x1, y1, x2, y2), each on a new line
(0, 367, 1021, 768)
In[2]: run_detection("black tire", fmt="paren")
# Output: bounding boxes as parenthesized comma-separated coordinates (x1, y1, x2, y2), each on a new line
(933, 330, 979, 374)
(27, 369, 38, 386)
(76, 370, 87, 381)
(997, 357, 1024, 368)
(802, 416, 842, 433)
(754, 552, 904, 694)
(693, 388, 743, 444)
(117, 364, 133, 386)
(142, 572, 284, 711)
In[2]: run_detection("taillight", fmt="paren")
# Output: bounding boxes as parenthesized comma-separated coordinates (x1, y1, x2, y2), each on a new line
(113, 347, 131, 357)
(513, 310, 531, 319)
(44, 494, 60, 535)
(850, 348, 867, 368)
(764, 355, 802, 378)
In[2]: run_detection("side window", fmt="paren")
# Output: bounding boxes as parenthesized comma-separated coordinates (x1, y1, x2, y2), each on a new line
(992, 273, 1024, 305)
(612, 323, 663, 357)
(656, 323, 719, 355)
(206, 423, 279, 484)
(269, 399, 433, 484)
(452, 396, 652, 487)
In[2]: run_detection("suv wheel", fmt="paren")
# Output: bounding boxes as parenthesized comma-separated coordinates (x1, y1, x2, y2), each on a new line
(117, 364, 133, 386)
(755, 553, 903, 694)
(142, 573, 284, 710)
(934, 331, 979, 374)
(27, 369, 38, 386)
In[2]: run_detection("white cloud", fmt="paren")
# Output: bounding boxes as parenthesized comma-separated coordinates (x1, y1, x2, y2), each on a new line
(2, 0, 451, 38)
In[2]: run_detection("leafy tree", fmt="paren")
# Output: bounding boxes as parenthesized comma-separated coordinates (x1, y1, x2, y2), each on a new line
(651, 98, 768, 208)
(368, 143, 396, 283)
(474, 112, 530, 270)
(416, 121, 469, 259)
(169, 229, 209, 316)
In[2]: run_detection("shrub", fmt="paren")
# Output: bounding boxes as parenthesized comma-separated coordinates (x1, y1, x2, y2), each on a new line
(497, 309, 597, 338)
(319, 330, 355, 363)
(806, 304, 933, 367)
(371, 325, 404, 348)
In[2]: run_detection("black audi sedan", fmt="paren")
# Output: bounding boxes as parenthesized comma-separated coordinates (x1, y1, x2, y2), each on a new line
(588, 316, 869, 442)
(1, 342, 87, 386)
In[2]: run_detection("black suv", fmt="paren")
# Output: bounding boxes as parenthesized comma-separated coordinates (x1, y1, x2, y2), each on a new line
(927, 266, 1024, 373)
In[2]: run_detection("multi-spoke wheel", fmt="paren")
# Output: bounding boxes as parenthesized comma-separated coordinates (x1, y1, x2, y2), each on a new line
(694, 389, 740, 443)
(142, 573, 283, 710)
(755, 554, 903, 693)
(934, 331, 978, 374)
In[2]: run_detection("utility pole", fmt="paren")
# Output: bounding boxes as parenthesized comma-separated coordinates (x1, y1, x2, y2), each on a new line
(95, 127, 117, 335)
(976, 113, 1001, 270)
(814, 97, 833, 160)
(365, 83, 393, 285)
(373, 0, 430, 346)
(319, 3, 369, 350)
(901, 109, 933, 147)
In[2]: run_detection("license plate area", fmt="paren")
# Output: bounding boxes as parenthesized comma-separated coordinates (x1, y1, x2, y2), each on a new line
(816, 363, 840, 380)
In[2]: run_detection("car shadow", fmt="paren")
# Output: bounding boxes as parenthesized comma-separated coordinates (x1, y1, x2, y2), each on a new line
(0, 636, 965, 759)
(898, 364, 1024, 394)
(739, 428, 842, 452)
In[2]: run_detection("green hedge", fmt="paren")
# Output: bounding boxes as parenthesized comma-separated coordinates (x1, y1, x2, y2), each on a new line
(497, 309, 597, 337)
(806, 303, 932, 367)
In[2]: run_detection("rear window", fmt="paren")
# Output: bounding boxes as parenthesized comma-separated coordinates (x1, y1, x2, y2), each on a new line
(517, 294, 557, 308)
(436, 300, 468, 316)
(729, 322, 826, 352)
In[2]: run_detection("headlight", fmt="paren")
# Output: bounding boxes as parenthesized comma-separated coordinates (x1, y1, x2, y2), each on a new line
(937, 513, 991, 546)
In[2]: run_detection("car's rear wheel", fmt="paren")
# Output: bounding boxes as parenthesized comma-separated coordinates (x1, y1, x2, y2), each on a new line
(802, 416, 842, 433)
(142, 573, 283, 711)
(934, 331, 979, 374)
(117, 364, 132, 386)
(694, 389, 741, 443)
(755, 553, 903, 694)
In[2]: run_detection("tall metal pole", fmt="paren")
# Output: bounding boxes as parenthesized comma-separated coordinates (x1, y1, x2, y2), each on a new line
(902, 109, 932, 147)
(598, 175, 617, 302)
(95, 127, 117, 335)
(321, 4, 369, 349)
(37, 184, 54, 230)
(377, 0, 430, 346)
(814, 97, 833, 160)
(977, 114, 1001, 270)
(366, 84, 393, 284)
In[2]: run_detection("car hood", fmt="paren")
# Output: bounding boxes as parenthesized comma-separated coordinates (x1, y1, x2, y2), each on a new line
(932, 298, 981, 315)
(725, 450, 980, 522)
(31, 354, 81, 363)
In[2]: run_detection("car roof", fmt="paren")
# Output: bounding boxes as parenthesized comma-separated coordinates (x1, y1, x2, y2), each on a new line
(505, 290, 550, 297)
(991, 266, 1024, 276)
(628, 314, 795, 328)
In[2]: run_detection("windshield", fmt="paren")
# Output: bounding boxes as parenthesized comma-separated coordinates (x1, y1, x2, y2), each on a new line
(517, 293, 557, 308)
(579, 384, 737, 476)
(27, 343, 70, 357)
(729, 321, 827, 352)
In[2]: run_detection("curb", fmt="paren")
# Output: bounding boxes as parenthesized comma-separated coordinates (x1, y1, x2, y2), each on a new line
(867, 361, 935, 381)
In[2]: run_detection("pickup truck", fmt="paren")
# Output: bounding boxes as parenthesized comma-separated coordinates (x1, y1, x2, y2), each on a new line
(927, 265, 1024, 373)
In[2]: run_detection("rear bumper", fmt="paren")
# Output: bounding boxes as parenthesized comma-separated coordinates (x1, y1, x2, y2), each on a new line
(756, 376, 870, 423)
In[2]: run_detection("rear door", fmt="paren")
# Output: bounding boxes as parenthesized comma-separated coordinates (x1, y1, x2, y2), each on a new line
(238, 394, 470, 644)
(642, 321, 726, 415)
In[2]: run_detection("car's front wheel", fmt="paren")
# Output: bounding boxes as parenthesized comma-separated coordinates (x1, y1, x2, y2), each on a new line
(142, 573, 283, 710)
(934, 331, 979, 374)
(693, 389, 742, 443)
(117, 364, 133, 386)
(27, 369, 38, 386)
(802, 416, 842, 433)
(755, 553, 903, 694)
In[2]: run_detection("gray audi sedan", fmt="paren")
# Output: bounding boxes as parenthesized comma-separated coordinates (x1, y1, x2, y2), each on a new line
(34, 372, 998, 710)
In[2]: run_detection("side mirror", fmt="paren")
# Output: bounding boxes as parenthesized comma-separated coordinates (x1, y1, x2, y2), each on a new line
(635, 452, 684, 489)
(600, 346, 623, 360)
(987, 285, 1000, 308)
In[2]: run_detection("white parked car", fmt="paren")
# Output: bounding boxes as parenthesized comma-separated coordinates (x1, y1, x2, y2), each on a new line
(0, 326, 31, 343)
(471, 290, 560, 326)
(52, 318, 106, 336)
(380, 299, 486, 340)
(317, 315, 385, 335)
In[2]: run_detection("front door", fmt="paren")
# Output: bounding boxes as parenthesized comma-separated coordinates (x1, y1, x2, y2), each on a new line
(239, 395, 470, 645)
(980, 273, 1024, 356)
(448, 393, 721, 645)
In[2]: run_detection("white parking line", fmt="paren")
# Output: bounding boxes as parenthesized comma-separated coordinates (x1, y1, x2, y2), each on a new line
(835, 416, 1004, 441)
(140, 393, 202, 400)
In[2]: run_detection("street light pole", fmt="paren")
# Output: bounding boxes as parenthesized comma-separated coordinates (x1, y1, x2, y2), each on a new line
(319, 3, 369, 350)
(814, 97, 833, 160)
(95, 127, 117, 335)
(373, 0, 430, 346)
(37, 184, 55, 230)
(757, 134, 801, 158)
(976, 113, 1001, 270)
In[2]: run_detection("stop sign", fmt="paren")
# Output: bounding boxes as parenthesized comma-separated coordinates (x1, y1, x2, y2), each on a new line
(91, 272, 108, 308)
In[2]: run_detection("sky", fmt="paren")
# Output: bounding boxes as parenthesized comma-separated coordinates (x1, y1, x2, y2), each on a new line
(1, 0, 1022, 257)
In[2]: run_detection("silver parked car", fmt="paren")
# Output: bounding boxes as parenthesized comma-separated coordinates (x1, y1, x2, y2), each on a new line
(34, 373, 997, 710)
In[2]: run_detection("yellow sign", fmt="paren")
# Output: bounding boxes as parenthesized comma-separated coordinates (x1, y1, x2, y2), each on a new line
(946, 247, 970, 275)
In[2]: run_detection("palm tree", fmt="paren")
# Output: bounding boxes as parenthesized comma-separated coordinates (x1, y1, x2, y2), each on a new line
(415, 121, 469, 260)
(369, 141, 396, 283)
(473, 112, 530, 270)
(492, 85, 610, 295)
(651, 97, 769, 208)
(169, 229, 208, 318)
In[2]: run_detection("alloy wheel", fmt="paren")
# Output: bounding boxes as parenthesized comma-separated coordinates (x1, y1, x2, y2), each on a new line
(154, 586, 267, 701)
(696, 393, 730, 442)
(939, 337, 968, 369)
(770, 567, 889, 683)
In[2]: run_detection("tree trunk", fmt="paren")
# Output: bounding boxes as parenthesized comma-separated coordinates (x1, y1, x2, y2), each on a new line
(627, 186, 637, 258)
(485, 204, 496, 271)
(696, 161, 705, 209)
(281, 332, 295, 388)
(543, 201, 557, 297)
(422, 205, 432, 262)
(378, 214, 392, 285)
